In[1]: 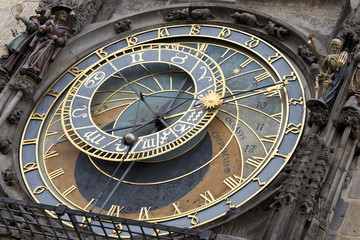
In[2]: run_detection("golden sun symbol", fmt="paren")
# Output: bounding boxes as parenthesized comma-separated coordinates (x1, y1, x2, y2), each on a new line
(200, 92, 223, 109)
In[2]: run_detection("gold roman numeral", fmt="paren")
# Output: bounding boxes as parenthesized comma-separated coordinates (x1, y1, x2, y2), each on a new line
(84, 199, 95, 210)
(240, 58, 252, 68)
(255, 72, 270, 82)
(138, 207, 151, 220)
(23, 139, 36, 145)
(108, 205, 125, 217)
(197, 43, 209, 52)
(246, 156, 264, 168)
(172, 202, 181, 215)
(44, 150, 59, 159)
(200, 190, 215, 204)
(223, 175, 244, 190)
(62, 185, 77, 197)
(48, 168, 64, 180)
(261, 135, 277, 143)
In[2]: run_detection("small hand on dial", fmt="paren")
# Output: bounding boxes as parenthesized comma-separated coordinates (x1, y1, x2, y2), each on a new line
(117, 71, 169, 128)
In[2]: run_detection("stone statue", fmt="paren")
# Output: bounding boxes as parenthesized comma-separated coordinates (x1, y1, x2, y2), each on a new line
(0, 14, 42, 75)
(20, 7, 70, 82)
(308, 34, 348, 100)
(231, 12, 263, 27)
(343, 51, 360, 111)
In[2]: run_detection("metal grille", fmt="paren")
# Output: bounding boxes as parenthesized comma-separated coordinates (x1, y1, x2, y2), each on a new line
(0, 196, 216, 240)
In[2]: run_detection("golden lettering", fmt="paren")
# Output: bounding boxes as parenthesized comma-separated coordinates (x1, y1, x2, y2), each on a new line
(244, 37, 260, 48)
(48, 168, 64, 180)
(108, 205, 125, 217)
(200, 190, 215, 204)
(218, 28, 231, 38)
(285, 123, 302, 135)
(171, 53, 188, 64)
(33, 186, 47, 195)
(130, 52, 145, 63)
(268, 52, 282, 64)
(172, 202, 181, 215)
(255, 72, 271, 82)
(246, 156, 264, 168)
(23, 162, 38, 173)
(158, 28, 170, 38)
(223, 175, 244, 190)
(84, 130, 106, 145)
(189, 25, 201, 35)
(72, 105, 88, 118)
(188, 213, 199, 226)
(62, 185, 77, 197)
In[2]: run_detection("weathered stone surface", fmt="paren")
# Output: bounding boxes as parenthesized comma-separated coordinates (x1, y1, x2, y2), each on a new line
(349, 168, 360, 199)
(341, 202, 360, 236)
(329, 197, 349, 230)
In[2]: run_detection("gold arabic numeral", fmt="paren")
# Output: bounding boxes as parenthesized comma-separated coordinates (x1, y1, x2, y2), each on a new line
(33, 186, 47, 195)
(130, 52, 145, 63)
(23, 162, 38, 173)
(138, 207, 151, 220)
(200, 190, 215, 204)
(223, 175, 244, 190)
(108, 205, 125, 217)
(261, 135, 277, 143)
(48, 168, 64, 180)
(218, 28, 231, 38)
(23, 138, 36, 145)
(171, 53, 188, 65)
(44, 150, 59, 160)
(84, 130, 106, 145)
(226, 198, 236, 209)
(62, 185, 77, 197)
(255, 72, 271, 82)
(285, 123, 302, 135)
(188, 213, 199, 226)
(95, 49, 108, 59)
(245, 36, 260, 48)
(172, 202, 181, 215)
(142, 138, 156, 150)
(282, 71, 297, 82)
(289, 97, 304, 106)
(158, 27, 170, 38)
(84, 199, 95, 210)
(253, 177, 266, 186)
(126, 35, 138, 46)
(190, 25, 201, 35)
(246, 156, 265, 168)
(268, 52, 282, 64)
(197, 66, 212, 82)
(31, 113, 45, 120)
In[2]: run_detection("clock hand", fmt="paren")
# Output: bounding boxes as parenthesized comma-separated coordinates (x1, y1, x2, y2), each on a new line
(221, 81, 289, 102)
(117, 71, 159, 117)
(162, 96, 194, 116)
(90, 144, 134, 213)
(164, 76, 189, 114)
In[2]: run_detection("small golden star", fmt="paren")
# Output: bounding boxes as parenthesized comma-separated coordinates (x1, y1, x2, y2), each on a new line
(233, 68, 240, 74)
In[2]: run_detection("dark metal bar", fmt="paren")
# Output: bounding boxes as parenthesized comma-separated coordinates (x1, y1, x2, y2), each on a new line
(0, 196, 216, 240)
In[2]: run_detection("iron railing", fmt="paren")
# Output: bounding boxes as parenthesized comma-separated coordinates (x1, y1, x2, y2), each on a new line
(0, 196, 216, 240)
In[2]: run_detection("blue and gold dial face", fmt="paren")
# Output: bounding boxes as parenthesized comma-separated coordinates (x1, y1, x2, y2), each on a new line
(20, 24, 306, 236)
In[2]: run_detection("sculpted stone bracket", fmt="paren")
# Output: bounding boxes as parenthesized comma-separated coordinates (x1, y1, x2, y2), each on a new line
(270, 133, 331, 217)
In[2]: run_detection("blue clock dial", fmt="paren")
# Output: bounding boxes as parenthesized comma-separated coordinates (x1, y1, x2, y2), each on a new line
(19, 24, 306, 237)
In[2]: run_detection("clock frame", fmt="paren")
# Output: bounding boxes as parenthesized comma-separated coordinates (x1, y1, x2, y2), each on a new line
(18, 23, 306, 236)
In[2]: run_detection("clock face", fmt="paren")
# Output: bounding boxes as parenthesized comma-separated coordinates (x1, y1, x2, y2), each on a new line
(20, 24, 306, 236)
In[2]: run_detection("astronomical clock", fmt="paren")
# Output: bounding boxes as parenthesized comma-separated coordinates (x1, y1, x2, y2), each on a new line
(17, 7, 308, 237)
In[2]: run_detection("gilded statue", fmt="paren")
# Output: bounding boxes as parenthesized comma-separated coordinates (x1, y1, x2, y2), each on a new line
(308, 34, 348, 100)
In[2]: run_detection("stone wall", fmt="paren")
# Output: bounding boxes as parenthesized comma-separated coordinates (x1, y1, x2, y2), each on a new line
(0, 0, 38, 46)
